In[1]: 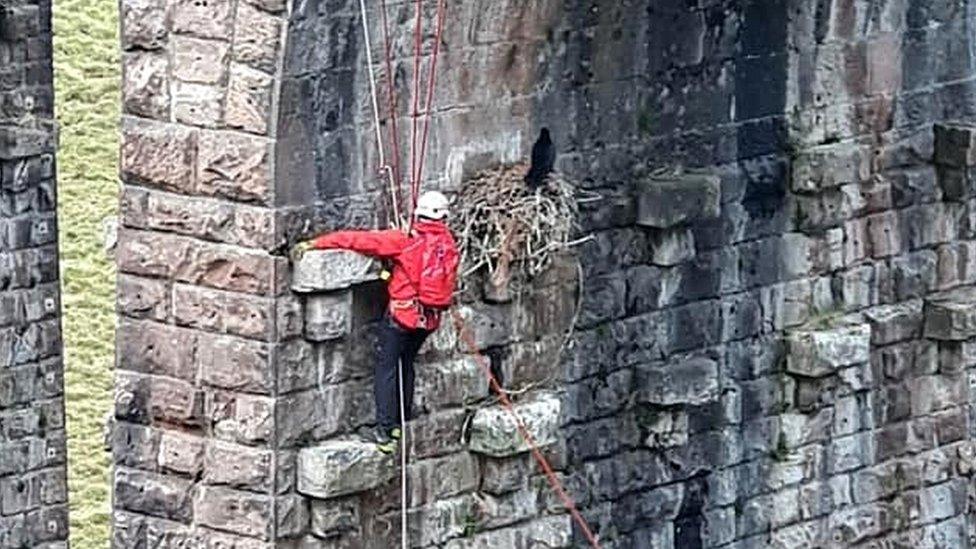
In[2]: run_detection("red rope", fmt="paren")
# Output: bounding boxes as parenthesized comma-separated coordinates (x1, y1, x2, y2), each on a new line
(379, 0, 404, 219)
(408, 0, 425, 220)
(449, 309, 604, 549)
(413, 0, 446, 203)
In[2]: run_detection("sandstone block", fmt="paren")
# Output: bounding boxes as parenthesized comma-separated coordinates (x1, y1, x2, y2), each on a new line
(304, 292, 352, 341)
(636, 173, 721, 228)
(233, 3, 281, 72)
(934, 122, 976, 168)
(203, 440, 272, 491)
(408, 408, 467, 458)
(469, 392, 561, 457)
(170, 0, 233, 39)
(636, 357, 719, 406)
(172, 36, 230, 84)
(116, 275, 170, 322)
(157, 431, 205, 476)
(242, 0, 287, 12)
(443, 515, 572, 549)
(172, 81, 224, 128)
(924, 286, 976, 340)
(194, 486, 272, 540)
(416, 356, 489, 410)
(115, 371, 204, 427)
(297, 440, 396, 499)
(648, 227, 695, 266)
(786, 323, 871, 377)
(120, 0, 167, 50)
(114, 468, 194, 523)
(197, 130, 272, 204)
(935, 166, 976, 202)
(863, 300, 923, 346)
(120, 118, 195, 193)
(291, 250, 380, 293)
(196, 330, 272, 393)
(791, 143, 871, 193)
(116, 319, 196, 380)
(310, 498, 359, 538)
(176, 241, 277, 295)
(122, 52, 169, 119)
(174, 284, 273, 340)
(209, 391, 274, 445)
(407, 452, 479, 507)
(224, 64, 273, 135)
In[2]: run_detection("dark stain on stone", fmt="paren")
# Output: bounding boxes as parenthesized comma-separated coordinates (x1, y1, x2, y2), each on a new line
(674, 473, 708, 549)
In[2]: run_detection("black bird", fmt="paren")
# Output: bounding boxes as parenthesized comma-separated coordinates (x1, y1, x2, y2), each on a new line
(524, 128, 556, 189)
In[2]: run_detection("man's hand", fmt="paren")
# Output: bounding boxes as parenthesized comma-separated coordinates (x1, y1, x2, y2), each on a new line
(290, 240, 313, 263)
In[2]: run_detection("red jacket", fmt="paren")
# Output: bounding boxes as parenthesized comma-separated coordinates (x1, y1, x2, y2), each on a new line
(311, 220, 457, 330)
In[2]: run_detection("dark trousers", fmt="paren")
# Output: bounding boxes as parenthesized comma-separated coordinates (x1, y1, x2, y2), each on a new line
(376, 316, 430, 432)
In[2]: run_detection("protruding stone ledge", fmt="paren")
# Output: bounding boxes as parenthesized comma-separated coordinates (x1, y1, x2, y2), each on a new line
(291, 250, 381, 293)
(296, 440, 396, 499)
(791, 142, 871, 194)
(469, 392, 561, 457)
(862, 300, 923, 346)
(924, 286, 976, 341)
(636, 172, 720, 229)
(636, 357, 719, 406)
(785, 323, 871, 377)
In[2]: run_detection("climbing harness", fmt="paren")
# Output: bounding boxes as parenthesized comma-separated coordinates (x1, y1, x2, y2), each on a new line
(356, 0, 602, 546)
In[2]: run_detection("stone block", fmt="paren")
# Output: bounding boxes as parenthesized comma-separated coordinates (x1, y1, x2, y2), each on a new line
(202, 440, 273, 492)
(172, 81, 224, 128)
(407, 452, 479, 507)
(116, 275, 170, 322)
(310, 497, 359, 538)
(196, 331, 272, 393)
(469, 392, 561, 457)
(233, 2, 281, 72)
(114, 468, 194, 523)
(408, 408, 467, 459)
(115, 371, 204, 427)
(785, 323, 871, 377)
(934, 122, 976, 167)
(291, 250, 381, 293)
(416, 356, 488, 410)
(122, 52, 169, 119)
(636, 356, 719, 406)
(194, 486, 272, 540)
(172, 36, 230, 84)
(648, 227, 696, 266)
(225, 64, 273, 135)
(197, 130, 272, 204)
(170, 0, 233, 39)
(120, 118, 196, 193)
(120, 0, 167, 50)
(791, 142, 871, 193)
(116, 319, 196, 380)
(296, 440, 396, 499)
(174, 284, 274, 340)
(176, 240, 278, 295)
(863, 300, 923, 346)
(208, 391, 274, 445)
(157, 432, 204, 477)
(304, 291, 352, 341)
(935, 166, 976, 202)
(636, 173, 721, 228)
(442, 515, 572, 549)
(924, 286, 976, 340)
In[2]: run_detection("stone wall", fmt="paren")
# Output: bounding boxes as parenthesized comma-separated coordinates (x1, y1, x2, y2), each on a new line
(0, 0, 69, 547)
(112, 0, 976, 547)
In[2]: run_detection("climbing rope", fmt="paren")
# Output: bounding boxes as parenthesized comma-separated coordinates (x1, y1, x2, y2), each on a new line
(450, 309, 604, 549)
(397, 362, 409, 549)
(413, 0, 447, 205)
(358, 0, 401, 227)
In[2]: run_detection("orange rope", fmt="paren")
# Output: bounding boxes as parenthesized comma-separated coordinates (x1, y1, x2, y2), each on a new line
(449, 309, 604, 549)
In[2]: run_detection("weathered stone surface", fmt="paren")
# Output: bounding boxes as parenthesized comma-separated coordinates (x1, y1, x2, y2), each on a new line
(934, 122, 976, 168)
(863, 300, 924, 346)
(172, 36, 230, 84)
(115, 372, 204, 427)
(114, 468, 194, 523)
(297, 440, 396, 499)
(194, 486, 272, 539)
(443, 515, 573, 548)
(636, 173, 721, 228)
(304, 291, 352, 341)
(170, 0, 233, 39)
(157, 432, 204, 477)
(786, 324, 871, 377)
(196, 331, 272, 393)
(122, 52, 169, 119)
(120, 118, 196, 192)
(209, 392, 274, 445)
(416, 356, 489, 410)
(172, 81, 224, 128)
(636, 356, 719, 406)
(120, 0, 167, 50)
(116, 276, 170, 322)
(203, 441, 272, 491)
(791, 143, 871, 193)
(225, 64, 273, 134)
(291, 250, 381, 293)
(174, 284, 273, 340)
(310, 497, 359, 538)
(649, 227, 696, 266)
(233, 3, 281, 72)
(924, 286, 976, 340)
(197, 130, 272, 204)
(116, 319, 196, 380)
(469, 392, 561, 457)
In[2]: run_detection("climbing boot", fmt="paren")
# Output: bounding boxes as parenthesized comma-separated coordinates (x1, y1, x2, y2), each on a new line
(372, 427, 397, 454)
(390, 427, 402, 441)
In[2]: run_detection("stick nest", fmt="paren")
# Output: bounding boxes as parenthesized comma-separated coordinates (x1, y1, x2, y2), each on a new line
(452, 162, 586, 295)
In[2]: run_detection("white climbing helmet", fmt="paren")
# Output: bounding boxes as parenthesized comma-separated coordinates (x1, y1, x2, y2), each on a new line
(414, 190, 450, 220)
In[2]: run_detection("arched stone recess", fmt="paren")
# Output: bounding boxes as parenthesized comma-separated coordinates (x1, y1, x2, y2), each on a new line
(113, 0, 976, 547)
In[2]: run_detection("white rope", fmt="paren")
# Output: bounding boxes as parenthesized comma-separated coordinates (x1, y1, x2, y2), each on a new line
(358, 0, 402, 227)
(397, 359, 408, 549)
